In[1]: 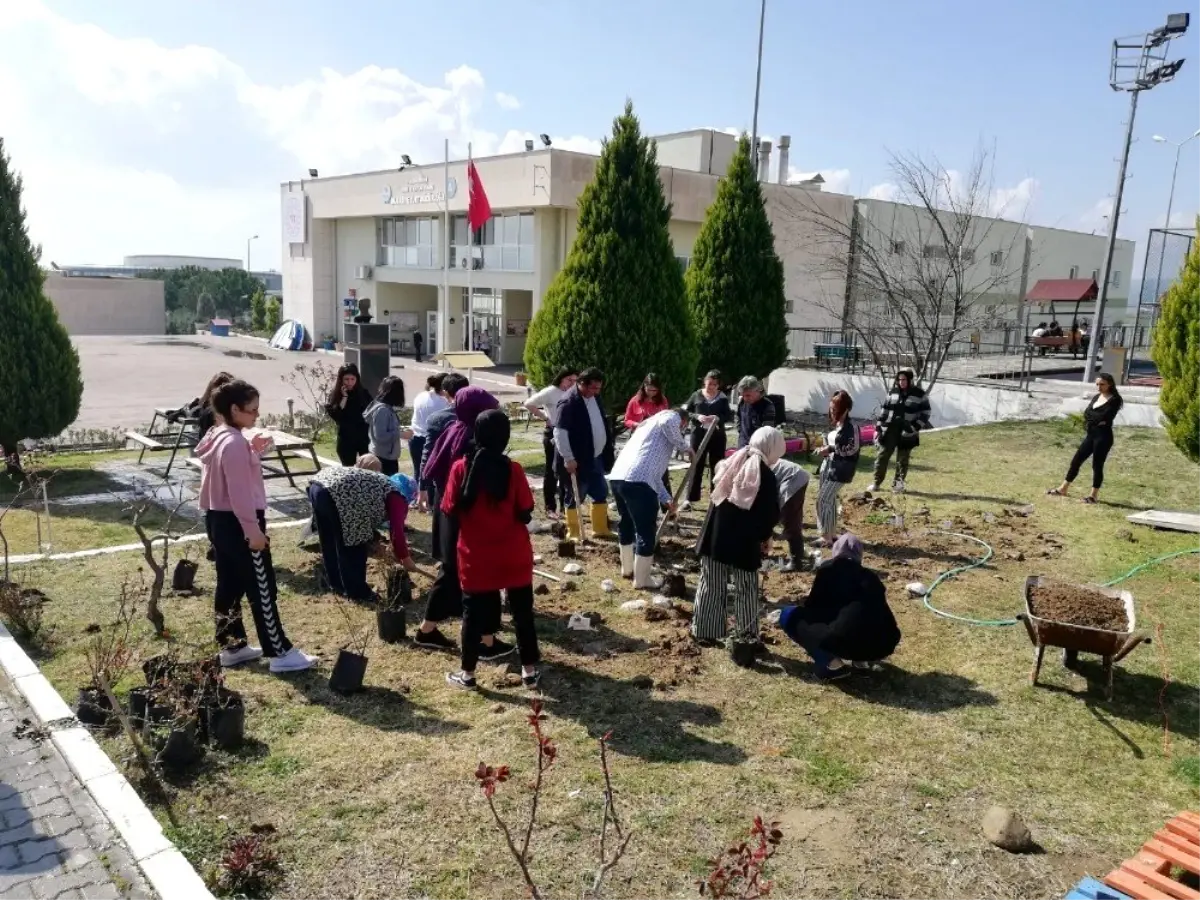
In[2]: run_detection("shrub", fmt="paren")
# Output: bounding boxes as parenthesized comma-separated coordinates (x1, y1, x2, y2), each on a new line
(1151, 220, 1199, 463)
(249, 288, 267, 332)
(265, 297, 282, 333)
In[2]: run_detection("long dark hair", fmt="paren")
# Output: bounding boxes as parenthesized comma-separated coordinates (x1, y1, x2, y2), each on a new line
(1096, 372, 1124, 411)
(376, 375, 406, 407)
(211, 380, 259, 421)
(637, 372, 665, 403)
(201, 371, 235, 407)
(328, 363, 367, 405)
(829, 390, 854, 424)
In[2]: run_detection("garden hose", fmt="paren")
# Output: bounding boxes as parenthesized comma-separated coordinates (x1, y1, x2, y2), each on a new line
(917, 532, 1200, 628)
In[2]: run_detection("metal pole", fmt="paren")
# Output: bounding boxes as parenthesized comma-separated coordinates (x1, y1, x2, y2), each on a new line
(1138, 141, 1185, 346)
(467, 142, 474, 354)
(442, 137, 450, 362)
(749, 0, 766, 161)
(1082, 89, 1139, 384)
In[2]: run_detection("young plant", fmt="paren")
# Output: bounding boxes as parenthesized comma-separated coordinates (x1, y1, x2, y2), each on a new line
(698, 816, 783, 899)
(475, 699, 632, 899)
(84, 575, 142, 692)
(0, 577, 47, 649)
(334, 596, 373, 656)
(281, 359, 338, 440)
(126, 492, 199, 638)
(217, 826, 283, 897)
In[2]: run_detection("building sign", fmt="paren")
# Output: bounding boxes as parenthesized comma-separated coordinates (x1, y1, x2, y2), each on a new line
(283, 193, 306, 243)
(382, 174, 458, 207)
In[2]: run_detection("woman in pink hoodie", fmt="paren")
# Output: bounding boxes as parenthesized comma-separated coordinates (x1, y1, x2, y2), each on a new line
(196, 380, 316, 673)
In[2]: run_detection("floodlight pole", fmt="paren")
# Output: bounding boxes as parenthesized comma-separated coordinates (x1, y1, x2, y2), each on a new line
(749, 0, 766, 161)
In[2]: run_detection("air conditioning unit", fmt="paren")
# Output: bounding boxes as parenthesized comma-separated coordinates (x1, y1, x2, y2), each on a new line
(355, 265, 373, 280)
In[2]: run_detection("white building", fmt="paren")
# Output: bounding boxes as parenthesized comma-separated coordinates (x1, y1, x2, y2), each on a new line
(280, 130, 853, 364)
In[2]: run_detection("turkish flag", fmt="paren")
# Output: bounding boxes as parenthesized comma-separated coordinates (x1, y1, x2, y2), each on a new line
(467, 161, 492, 231)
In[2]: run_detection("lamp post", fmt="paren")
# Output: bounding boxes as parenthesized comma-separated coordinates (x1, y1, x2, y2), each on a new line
(1139, 129, 1200, 338)
(1082, 13, 1190, 384)
(749, 0, 766, 164)
(246, 235, 259, 272)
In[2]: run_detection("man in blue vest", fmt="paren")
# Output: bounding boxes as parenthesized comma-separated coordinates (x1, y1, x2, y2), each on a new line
(554, 367, 615, 541)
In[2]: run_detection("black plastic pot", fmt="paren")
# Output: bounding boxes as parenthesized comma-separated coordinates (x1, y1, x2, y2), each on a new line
(204, 694, 245, 750)
(156, 720, 204, 770)
(146, 700, 175, 727)
(172, 559, 198, 592)
(128, 687, 152, 729)
(142, 654, 174, 686)
(329, 649, 368, 695)
(376, 608, 407, 644)
(75, 687, 112, 726)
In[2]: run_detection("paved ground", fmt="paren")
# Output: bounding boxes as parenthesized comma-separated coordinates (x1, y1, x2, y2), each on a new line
(70, 334, 526, 432)
(0, 674, 151, 900)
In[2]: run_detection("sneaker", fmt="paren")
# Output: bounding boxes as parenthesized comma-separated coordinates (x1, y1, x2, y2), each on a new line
(522, 668, 542, 688)
(892, 479, 906, 494)
(866, 483, 880, 494)
(850, 660, 872, 670)
(219, 645, 263, 668)
(446, 671, 478, 690)
(680, 500, 692, 512)
(413, 628, 456, 652)
(269, 647, 318, 673)
(816, 658, 850, 681)
(478, 639, 515, 662)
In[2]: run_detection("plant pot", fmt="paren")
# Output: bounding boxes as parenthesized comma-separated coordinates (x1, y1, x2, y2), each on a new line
(128, 687, 152, 729)
(515, 373, 528, 387)
(329, 649, 368, 695)
(323, 339, 335, 351)
(376, 608, 407, 644)
(172, 559, 198, 592)
(156, 720, 204, 770)
(204, 694, 246, 750)
(142, 654, 175, 686)
(75, 687, 112, 726)
(145, 700, 176, 727)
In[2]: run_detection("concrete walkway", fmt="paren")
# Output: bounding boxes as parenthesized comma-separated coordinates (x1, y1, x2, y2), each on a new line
(0, 673, 151, 900)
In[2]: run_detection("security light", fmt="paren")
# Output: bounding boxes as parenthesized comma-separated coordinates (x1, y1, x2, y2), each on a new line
(1165, 12, 1189, 34)
(308, 168, 318, 177)
(524, 139, 534, 151)
(401, 154, 413, 166)
(539, 134, 551, 147)
(1143, 58, 1185, 86)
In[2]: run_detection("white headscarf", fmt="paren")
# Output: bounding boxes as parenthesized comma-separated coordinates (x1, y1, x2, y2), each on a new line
(710, 426, 786, 510)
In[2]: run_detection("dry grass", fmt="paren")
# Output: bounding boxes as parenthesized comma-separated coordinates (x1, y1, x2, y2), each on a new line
(12, 421, 1200, 898)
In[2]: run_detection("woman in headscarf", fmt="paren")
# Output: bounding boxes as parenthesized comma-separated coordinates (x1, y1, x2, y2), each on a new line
(412, 386, 506, 655)
(778, 533, 900, 681)
(306, 454, 417, 603)
(442, 410, 541, 690)
(691, 426, 783, 664)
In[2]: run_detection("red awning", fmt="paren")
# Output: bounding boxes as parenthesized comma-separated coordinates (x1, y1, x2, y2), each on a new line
(1024, 279, 1098, 303)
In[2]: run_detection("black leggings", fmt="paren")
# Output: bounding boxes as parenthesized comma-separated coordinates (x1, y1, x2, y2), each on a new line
(205, 511, 293, 658)
(425, 497, 463, 623)
(687, 426, 727, 503)
(1065, 429, 1114, 490)
(461, 585, 539, 672)
(541, 428, 559, 513)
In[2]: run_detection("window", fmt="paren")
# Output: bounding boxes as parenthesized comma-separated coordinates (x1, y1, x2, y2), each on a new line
(1068, 265, 1079, 279)
(450, 211, 534, 271)
(922, 244, 949, 260)
(378, 215, 439, 268)
(783, 298, 794, 314)
(960, 248, 976, 264)
(889, 240, 906, 255)
(989, 250, 1004, 266)
(1110, 270, 1121, 288)
(1091, 269, 1100, 282)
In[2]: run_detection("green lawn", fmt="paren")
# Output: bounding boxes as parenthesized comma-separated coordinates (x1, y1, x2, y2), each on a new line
(8, 421, 1200, 898)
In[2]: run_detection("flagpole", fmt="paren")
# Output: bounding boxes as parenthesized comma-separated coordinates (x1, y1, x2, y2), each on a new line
(467, 142, 474, 354)
(441, 137, 449, 365)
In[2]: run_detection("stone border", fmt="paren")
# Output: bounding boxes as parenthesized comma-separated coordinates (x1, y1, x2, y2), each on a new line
(0, 622, 214, 900)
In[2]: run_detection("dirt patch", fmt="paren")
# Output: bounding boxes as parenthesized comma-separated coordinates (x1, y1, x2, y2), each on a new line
(775, 806, 861, 894)
(1028, 581, 1128, 631)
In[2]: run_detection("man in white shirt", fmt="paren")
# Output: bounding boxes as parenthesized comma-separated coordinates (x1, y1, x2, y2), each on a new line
(523, 367, 579, 519)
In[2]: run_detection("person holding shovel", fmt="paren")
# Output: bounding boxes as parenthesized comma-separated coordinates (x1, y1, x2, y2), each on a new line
(554, 367, 615, 541)
(772, 455, 811, 572)
(523, 367, 579, 519)
(735, 376, 776, 449)
(306, 455, 417, 603)
(609, 408, 692, 588)
(682, 370, 733, 509)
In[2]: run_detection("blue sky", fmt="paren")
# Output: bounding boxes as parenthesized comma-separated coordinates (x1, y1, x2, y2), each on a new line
(1, 0, 1196, 275)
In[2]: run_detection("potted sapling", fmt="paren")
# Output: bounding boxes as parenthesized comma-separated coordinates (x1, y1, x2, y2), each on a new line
(329, 601, 372, 694)
(376, 568, 412, 644)
(78, 583, 139, 726)
(171, 544, 199, 593)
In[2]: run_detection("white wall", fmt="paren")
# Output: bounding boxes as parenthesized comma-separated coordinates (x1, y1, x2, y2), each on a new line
(767, 366, 1164, 429)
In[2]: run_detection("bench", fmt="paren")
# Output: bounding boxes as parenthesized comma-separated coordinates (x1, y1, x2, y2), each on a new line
(814, 343, 864, 372)
(125, 431, 164, 451)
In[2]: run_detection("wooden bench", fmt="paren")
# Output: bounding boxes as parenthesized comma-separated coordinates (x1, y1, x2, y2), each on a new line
(125, 431, 164, 452)
(1102, 811, 1200, 900)
(187, 430, 323, 490)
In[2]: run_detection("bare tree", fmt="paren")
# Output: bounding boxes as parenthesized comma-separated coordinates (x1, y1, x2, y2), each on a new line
(779, 145, 1029, 390)
(125, 492, 199, 638)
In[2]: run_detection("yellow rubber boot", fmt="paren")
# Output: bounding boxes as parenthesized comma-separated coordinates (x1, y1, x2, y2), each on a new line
(590, 501, 614, 538)
(565, 507, 582, 542)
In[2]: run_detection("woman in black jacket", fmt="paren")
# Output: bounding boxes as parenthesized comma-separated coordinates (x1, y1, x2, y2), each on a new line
(778, 533, 900, 681)
(683, 370, 734, 506)
(325, 363, 372, 465)
(1047, 372, 1123, 504)
(692, 427, 783, 664)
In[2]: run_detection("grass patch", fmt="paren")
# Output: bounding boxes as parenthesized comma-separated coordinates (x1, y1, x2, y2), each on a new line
(0, 502, 183, 556)
(16, 421, 1200, 898)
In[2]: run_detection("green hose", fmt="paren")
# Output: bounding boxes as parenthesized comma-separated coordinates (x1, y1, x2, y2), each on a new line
(918, 532, 1200, 628)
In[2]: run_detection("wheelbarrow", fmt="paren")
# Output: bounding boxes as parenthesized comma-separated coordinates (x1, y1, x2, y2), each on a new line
(1016, 575, 1152, 700)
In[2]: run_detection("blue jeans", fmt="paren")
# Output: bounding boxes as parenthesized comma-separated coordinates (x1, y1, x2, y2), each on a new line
(610, 479, 660, 556)
(559, 458, 608, 509)
(307, 482, 371, 601)
(780, 605, 839, 675)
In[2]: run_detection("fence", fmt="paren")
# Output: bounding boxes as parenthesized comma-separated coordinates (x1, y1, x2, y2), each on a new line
(1135, 227, 1194, 336)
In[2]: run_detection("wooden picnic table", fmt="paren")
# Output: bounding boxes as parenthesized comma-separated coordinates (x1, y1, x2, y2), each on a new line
(125, 406, 200, 477)
(185, 428, 322, 489)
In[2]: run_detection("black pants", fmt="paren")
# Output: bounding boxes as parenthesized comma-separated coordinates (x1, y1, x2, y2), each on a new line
(1065, 429, 1114, 490)
(687, 426, 727, 503)
(426, 494, 464, 622)
(461, 585, 539, 671)
(379, 456, 399, 476)
(307, 483, 372, 601)
(336, 433, 368, 466)
(205, 511, 293, 658)
(541, 428, 559, 513)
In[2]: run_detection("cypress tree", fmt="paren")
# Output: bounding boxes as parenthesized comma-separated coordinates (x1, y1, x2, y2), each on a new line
(1151, 221, 1199, 463)
(685, 134, 788, 381)
(0, 138, 83, 461)
(523, 100, 697, 409)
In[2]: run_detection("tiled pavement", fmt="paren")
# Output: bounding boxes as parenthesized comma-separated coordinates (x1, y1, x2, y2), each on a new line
(0, 674, 151, 900)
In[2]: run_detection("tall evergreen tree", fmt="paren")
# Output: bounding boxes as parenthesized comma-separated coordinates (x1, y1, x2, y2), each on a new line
(523, 100, 697, 408)
(1151, 220, 1199, 463)
(0, 138, 83, 462)
(685, 134, 788, 381)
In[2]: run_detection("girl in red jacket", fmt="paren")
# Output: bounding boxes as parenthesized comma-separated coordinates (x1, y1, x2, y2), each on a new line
(442, 410, 541, 689)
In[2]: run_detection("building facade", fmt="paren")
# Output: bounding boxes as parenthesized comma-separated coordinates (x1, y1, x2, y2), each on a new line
(280, 130, 853, 364)
(44, 273, 165, 336)
(55, 255, 283, 296)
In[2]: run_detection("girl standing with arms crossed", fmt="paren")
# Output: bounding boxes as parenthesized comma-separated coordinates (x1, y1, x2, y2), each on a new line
(814, 391, 860, 548)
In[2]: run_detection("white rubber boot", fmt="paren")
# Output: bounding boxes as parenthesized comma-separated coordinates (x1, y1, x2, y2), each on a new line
(619, 543, 635, 578)
(633, 554, 662, 590)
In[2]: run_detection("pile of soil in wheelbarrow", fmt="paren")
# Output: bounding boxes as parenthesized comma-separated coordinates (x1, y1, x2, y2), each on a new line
(1029, 581, 1128, 631)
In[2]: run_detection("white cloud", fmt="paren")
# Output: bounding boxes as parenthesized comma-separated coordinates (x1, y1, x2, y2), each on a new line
(494, 91, 521, 111)
(0, 1, 602, 269)
(786, 168, 852, 195)
(866, 182, 899, 201)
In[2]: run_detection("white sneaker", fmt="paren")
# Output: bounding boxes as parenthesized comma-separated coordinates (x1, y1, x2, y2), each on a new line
(680, 501, 692, 512)
(269, 647, 318, 673)
(893, 479, 906, 494)
(867, 483, 880, 494)
(219, 645, 263, 668)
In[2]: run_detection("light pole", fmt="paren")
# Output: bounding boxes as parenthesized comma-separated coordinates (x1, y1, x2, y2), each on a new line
(1082, 13, 1190, 384)
(1140, 129, 1200, 336)
(246, 234, 259, 272)
(749, 0, 766, 165)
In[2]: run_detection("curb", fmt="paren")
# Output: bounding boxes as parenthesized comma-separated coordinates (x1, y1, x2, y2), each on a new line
(0, 622, 215, 900)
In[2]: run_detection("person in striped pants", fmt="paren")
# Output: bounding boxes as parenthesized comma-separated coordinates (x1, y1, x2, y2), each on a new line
(692, 427, 784, 665)
(815, 391, 860, 547)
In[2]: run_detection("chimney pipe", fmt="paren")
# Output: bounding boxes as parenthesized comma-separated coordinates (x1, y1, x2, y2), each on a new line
(777, 135, 791, 184)
(757, 139, 772, 182)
